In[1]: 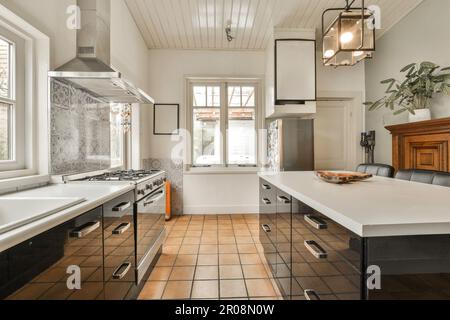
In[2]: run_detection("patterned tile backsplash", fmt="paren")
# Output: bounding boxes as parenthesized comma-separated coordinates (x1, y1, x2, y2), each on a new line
(51, 80, 113, 175)
(143, 158, 184, 216)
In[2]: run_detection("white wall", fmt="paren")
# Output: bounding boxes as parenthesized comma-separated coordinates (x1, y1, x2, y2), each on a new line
(365, 0, 450, 165)
(147, 48, 365, 214)
(147, 49, 265, 214)
(0, 0, 76, 69)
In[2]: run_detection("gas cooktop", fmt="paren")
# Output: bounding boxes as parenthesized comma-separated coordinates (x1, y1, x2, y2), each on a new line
(77, 170, 163, 182)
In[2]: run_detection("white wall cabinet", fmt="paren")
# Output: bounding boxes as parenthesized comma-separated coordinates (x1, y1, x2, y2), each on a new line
(265, 29, 317, 118)
(275, 39, 316, 103)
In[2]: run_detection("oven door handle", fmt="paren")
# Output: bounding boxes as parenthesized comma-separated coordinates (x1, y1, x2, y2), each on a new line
(143, 190, 165, 207)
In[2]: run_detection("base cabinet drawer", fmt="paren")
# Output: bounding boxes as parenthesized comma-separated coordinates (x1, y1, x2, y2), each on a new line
(2, 207, 104, 300)
(290, 198, 362, 300)
(103, 191, 137, 300)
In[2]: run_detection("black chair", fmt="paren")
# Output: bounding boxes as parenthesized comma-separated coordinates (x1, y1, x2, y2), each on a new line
(395, 169, 450, 187)
(356, 164, 395, 178)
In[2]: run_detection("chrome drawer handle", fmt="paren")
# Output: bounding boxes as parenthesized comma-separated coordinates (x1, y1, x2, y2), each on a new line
(70, 221, 100, 238)
(277, 195, 291, 204)
(304, 240, 328, 259)
(143, 191, 164, 207)
(304, 289, 321, 301)
(305, 215, 328, 230)
(261, 224, 271, 233)
(112, 222, 131, 235)
(262, 184, 271, 190)
(112, 262, 132, 280)
(262, 198, 271, 205)
(112, 202, 131, 212)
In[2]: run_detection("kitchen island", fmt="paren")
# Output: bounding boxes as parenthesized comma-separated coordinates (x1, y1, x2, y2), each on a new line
(259, 172, 450, 300)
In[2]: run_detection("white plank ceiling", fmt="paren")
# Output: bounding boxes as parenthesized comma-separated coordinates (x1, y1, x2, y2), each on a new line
(125, 0, 423, 50)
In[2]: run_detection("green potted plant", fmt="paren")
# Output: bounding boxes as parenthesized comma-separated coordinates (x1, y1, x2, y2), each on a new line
(365, 62, 450, 123)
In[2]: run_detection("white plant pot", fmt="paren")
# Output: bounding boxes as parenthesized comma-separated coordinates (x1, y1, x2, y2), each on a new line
(408, 109, 431, 123)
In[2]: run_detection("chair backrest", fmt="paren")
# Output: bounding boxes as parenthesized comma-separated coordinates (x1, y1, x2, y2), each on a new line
(356, 164, 395, 178)
(395, 169, 450, 187)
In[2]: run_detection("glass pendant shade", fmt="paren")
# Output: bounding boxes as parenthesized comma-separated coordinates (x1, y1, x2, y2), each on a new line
(322, 7, 375, 67)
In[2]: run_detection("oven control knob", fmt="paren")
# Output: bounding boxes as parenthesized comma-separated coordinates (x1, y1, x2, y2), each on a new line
(138, 189, 145, 195)
(146, 184, 152, 190)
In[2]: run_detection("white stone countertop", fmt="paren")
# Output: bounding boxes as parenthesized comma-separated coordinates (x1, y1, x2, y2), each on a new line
(259, 171, 450, 238)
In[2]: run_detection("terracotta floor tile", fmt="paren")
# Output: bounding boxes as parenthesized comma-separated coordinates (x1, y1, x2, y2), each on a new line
(219, 254, 240, 265)
(183, 237, 201, 245)
(220, 265, 244, 280)
(195, 266, 219, 280)
(201, 237, 218, 244)
(162, 281, 192, 300)
(197, 254, 219, 266)
(169, 267, 196, 281)
(139, 281, 167, 299)
(199, 244, 218, 254)
(219, 244, 238, 254)
(156, 254, 177, 267)
(163, 245, 180, 255)
(148, 267, 173, 281)
(220, 280, 247, 299)
(191, 281, 219, 299)
(175, 255, 198, 266)
(219, 237, 236, 244)
(165, 237, 184, 246)
(240, 254, 262, 265)
(246, 279, 277, 297)
(235, 237, 254, 244)
(242, 265, 269, 279)
(237, 244, 258, 254)
(179, 245, 200, 255)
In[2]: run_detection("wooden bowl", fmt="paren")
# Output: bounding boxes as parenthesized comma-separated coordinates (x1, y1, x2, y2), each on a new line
(315, 171, 373, 184)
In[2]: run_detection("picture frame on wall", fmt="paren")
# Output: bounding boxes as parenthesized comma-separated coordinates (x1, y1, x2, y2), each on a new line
(153, 104, 180, 136)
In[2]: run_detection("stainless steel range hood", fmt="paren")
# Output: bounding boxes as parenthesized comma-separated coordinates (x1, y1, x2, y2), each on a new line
(48, 0, 154, 104)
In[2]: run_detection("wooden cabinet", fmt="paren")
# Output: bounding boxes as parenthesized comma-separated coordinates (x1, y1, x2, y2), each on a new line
(386, 118, 450, 172)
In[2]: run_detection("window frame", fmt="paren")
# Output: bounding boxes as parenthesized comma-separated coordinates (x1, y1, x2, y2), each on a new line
(0, 27, 25, 172)
(186, 77, 263, 172)
(0, 3, 50, 186)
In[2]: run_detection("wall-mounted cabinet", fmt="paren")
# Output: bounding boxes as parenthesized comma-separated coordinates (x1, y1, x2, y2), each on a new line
(275, 39, 316, 105)
(265, 29, 317, 119)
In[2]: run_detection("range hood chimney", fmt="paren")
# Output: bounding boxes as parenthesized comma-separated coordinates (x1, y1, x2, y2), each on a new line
(49, 0, 154, 104)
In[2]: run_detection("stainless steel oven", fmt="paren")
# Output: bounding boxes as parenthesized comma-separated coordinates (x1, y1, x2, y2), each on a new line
(135, 183, 166, 283)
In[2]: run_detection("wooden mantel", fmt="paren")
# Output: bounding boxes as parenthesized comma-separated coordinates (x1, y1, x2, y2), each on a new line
(386, 117, 450, 172)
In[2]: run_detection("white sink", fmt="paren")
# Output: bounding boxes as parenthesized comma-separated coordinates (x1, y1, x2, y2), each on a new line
(0, 197, 86, 235)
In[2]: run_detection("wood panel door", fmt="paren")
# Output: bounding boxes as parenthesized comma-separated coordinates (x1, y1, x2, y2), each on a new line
(314, 101, 350, 170)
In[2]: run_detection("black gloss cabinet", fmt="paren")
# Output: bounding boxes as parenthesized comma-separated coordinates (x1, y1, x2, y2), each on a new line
(260, 177, 450, 300)
(1, 207, 104, 300)
(0, 191, 138, 300)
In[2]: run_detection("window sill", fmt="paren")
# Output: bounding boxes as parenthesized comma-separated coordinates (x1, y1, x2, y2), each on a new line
(184, 167, 260, 175)
(0, 173, 50, 195)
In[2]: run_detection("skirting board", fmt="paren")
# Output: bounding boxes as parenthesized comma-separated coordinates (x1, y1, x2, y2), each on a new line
(183, 205, 259, 215)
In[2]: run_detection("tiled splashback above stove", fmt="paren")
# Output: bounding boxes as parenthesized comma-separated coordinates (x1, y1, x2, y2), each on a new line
(50, 80, 113, 175)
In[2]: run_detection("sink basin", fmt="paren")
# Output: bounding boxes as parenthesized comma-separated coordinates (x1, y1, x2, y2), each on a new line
(0, 197, 86, 235)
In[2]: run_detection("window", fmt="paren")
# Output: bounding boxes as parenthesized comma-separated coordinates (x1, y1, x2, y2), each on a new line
(0, 37, 13, 162)
(189, 79, 260, 168)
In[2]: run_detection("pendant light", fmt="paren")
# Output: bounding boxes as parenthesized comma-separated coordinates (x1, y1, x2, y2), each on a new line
(322, 0, 376, 67)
